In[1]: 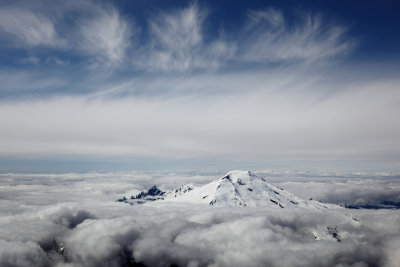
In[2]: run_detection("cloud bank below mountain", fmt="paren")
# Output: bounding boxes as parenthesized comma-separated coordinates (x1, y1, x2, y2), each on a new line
(0, 171, 399, 267)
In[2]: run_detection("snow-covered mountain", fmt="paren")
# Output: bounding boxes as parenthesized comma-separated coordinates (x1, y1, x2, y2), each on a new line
(118, 170, 336, 209)
(164, 170, 336, 208)
(117, 170, 359, 243)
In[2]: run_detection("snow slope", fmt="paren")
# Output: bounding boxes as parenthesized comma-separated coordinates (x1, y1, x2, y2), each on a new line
(119, 170, 338, 209)
(164, 170, 335, 209)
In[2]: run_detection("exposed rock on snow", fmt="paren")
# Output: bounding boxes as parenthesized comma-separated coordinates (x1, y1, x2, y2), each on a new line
(117, 185, 166, 204)
(165, 170, 339, 209)
(118, 170, 339, 209)
(116, 171, 357, 243)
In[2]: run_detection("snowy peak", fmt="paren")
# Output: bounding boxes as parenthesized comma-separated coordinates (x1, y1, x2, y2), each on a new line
(221, 170, 254, 184)
(116, 170, 347, 243)
(165, 170, 331, 209)
(118, 170, 336, 209)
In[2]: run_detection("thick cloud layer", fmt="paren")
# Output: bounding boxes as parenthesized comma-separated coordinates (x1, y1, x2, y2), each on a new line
(0, 171, 399, 267)
(261, 171, 400, 208)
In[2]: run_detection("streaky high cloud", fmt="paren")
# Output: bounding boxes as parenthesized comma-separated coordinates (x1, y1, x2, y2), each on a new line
(0, 71, 399, 167)
(132, 4, 353, 72)
(0, 0, 134, 67)
(135, 3, 235, 72)
(76, 5, 133, 66)
(240, 8, 354, 63)
(0, 1, 353, 72)
(0, 7, 64, 48)
(0, 1, 398, 170)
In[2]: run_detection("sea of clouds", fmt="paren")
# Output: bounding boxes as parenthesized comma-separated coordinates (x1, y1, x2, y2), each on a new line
(0, 170, 399, 267)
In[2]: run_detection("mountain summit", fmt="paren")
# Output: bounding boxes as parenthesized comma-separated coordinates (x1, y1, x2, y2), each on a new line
(164, 170, 330, 208)
(119, 170, 333, 209)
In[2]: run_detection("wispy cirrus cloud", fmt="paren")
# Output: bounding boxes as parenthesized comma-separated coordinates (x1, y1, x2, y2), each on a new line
(0, 2, 353, 72)
(0, 7, 64, 48)
(76, 5, 134, 66)
(132, 5, 354, 72)
(133, 3, 235, 72)
(2, 1, 397, 171)
(0, 0, 134, 67)
(0, 75, 399, 167)
(239, 8, 355, 63)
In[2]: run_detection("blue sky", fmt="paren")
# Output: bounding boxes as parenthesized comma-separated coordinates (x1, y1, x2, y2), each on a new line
(0, 0, 399, 172)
